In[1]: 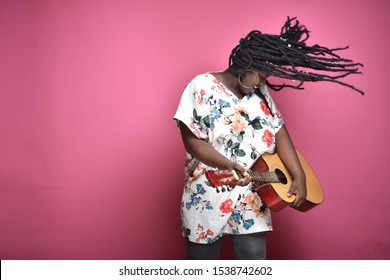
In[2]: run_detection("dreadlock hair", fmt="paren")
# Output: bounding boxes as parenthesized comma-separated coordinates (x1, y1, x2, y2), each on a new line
(229, 16, 364, 95)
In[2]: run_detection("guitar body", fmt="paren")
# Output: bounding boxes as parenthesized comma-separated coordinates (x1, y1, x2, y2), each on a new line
(252, 150, 324, 212)
(205, 149, 324, 212)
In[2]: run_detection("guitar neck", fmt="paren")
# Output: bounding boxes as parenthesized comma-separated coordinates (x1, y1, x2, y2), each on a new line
(205, 161, 288, 187)
(248, 170, 285, 184)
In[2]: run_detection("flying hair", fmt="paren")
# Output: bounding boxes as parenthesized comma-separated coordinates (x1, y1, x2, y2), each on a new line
(229, 17, 364, 95)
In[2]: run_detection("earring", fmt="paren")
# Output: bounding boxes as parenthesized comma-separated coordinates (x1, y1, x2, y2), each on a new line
(238, 70, 259, 89)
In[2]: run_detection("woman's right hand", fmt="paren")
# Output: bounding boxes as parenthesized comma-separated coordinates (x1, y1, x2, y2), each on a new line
(226, 162, 252, 187)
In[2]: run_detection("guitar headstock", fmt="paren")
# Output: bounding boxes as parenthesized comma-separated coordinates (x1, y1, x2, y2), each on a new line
(205, 169, 240, 187)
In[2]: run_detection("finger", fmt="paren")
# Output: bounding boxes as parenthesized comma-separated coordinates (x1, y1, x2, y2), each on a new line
(237, 179, 247, 186)
(233, 163, 245, 173)
(243, 173, 252, 185)
(243, 177, 251, 185)
(286, 189, 296, 197)
(236, 176, 251, 186)
(293, 194, 305, 207)
(292, 197, 300, 207)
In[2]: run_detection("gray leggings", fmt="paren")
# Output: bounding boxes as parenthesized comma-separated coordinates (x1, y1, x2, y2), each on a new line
(186, 232, 267, 260)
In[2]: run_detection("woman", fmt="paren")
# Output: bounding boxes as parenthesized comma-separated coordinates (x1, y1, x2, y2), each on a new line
(173, 17, 363, 260)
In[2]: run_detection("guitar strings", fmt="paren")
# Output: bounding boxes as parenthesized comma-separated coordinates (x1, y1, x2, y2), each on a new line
(248, 170, 286, 182)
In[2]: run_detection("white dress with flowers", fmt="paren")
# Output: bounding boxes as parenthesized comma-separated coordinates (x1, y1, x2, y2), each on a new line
(174, 73, 284, 244)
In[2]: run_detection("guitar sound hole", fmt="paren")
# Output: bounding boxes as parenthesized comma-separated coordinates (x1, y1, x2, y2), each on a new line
(275, 169, 287, 184)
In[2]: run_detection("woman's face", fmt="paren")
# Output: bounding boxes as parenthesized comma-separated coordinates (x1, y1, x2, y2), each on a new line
(238, 70, 269, 95)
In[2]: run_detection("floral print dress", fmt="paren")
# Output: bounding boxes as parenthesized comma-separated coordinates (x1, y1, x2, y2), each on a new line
(174, 73, 284, 244)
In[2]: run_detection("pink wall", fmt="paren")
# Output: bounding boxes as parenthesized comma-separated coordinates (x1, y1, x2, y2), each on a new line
(0, 0, 388, 260)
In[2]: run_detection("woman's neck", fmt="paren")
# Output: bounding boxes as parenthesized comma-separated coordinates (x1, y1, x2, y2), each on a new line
(214, 68, 246, 99)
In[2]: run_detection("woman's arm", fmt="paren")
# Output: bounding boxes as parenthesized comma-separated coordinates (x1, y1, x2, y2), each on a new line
(179, 121, 251, 186)
(275, 125, 307, 207)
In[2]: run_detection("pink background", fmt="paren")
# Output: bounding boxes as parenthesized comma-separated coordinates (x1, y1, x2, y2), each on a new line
(0, 0, 389, 260)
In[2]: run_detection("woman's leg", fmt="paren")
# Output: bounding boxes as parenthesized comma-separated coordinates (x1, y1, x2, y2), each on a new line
(231, 232, 267, 260)
(186, 237, 225, 260)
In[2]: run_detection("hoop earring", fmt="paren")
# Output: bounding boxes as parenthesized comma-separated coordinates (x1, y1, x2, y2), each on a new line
(238, 70, 259, 89)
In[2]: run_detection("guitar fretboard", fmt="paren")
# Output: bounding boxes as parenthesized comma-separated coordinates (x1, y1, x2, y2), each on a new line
(248, 170, 285, 183)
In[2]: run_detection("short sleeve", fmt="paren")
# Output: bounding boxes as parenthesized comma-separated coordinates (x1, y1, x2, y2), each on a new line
(173, 75, 211, 140)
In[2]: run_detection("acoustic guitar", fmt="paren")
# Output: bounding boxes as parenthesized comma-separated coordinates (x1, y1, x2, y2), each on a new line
(205, 149, 324, 212)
